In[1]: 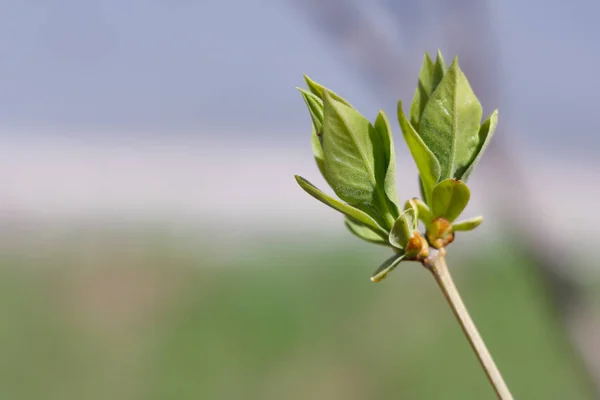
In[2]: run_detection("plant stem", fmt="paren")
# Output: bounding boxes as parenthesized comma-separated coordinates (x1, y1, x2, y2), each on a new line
(424, 248, 514, 400)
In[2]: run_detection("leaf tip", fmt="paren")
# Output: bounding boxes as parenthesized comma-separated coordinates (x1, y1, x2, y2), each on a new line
(452, 216, 484, 232)
(448, 56, 462, 73)
(424, 51, 433, 64)
(321, 89, 336, 110)
(397, 100, 408, 120)
(375, 109, 389, 123)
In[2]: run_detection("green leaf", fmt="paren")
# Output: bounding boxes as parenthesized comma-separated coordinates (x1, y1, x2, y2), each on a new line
(297, 88, 328, 179)
(409, 53, 435, 127)
(418, 177, 427, 205)
(370, 253, 406, 283)
(418, 57, 483, 180)
(434, 49, 447, 79)
(321, 91, 379, 208)
(303, 75, 352, 107)
(298, 88, 324, 136)
(345, 218, 389, 245)
(310, 125, 327, 179)
(389, 209, 416, 249)
(373, 110, 400, 216)
(410, 198, 433, 225)
(431, 179, 471, 222)
(453, 216, 484, 231)
(294, 175, 388, 238)
(409, 51, 447, 128)
(398, 101, 441, 205)
(458, 109, 499, 181)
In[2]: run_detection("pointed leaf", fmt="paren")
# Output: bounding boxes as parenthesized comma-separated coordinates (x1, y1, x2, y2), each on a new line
(398, 101, 441, 205)
(297, 89, 327, 179)
(434, 49, 447, 78)
(345, 218, 389, 245)
(418, 58, 483, 180)
(431, 179, 471, 222)
(321, 91, 378, 207)
(458, 109, 499, 181)
(389, 209, 416, 249)
(304, 75, 352, 107)
(294, 175, 388, 237)
(453, 216, 484, 231)
(297, 88, 324, 135)
(373, 110, 400, 216)
(409, 53, 435, 127)
(409, 51, 447, 128)
(370, 253, 406, 283)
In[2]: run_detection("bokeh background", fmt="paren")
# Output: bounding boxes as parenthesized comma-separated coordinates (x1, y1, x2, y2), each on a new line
(1, 0, 600, 399)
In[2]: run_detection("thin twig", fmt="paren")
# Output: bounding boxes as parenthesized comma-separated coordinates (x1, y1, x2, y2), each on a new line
(424, 248, 514, 400)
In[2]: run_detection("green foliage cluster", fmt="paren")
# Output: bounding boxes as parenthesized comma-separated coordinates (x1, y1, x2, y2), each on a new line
(296, 51, 498, 281)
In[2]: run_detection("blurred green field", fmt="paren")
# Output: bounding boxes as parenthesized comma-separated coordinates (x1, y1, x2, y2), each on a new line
(0, 227, 595, 399)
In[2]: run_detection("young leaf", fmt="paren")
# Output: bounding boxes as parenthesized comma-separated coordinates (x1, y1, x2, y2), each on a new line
(431, 179, 471, 222)
(297, 89, 328, 179)
(321, 91, 379, 208)
(418, 58, 483, 180)
(410, 198, 433, 225)
(453, 216, 484, 231)
(373, 110, 400, 216)
(409, 51, 447, 128)
(398, 101, 441, 205)
(458, 109, 499, 181)
(370, 253, 406, 283)
(433, 49, 447, 80)
(310, 125, 327, 179)
(294, 175, 388, 237)
(418, 177, 427, 205)
(304, 75, 352, 107)
(389, 209, 416, 249)
(345, 218, 389, 244)
(297, 88, 324, 135)
(409, 53, 435, 127)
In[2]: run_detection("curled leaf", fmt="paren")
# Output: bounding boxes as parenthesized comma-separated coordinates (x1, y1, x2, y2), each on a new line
(431, 179, 471, 222)
(373, 110, 400, 217)
(345, 218, 389, 245)
(295, 175, 388, 238)
(459, 110, 499, 181)
(303, 75, 352, 107)
(398, 101, 441, 205)
(389, 209, 417, 249)
(371, 253, 406, 283)
(297, 88, 324, 135)
(310, 125, 327, 179)
(410, 198, 433, 225)
(453, 216, 484, 232)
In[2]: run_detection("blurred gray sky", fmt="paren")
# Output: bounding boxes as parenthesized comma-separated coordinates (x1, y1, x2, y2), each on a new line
(1, 0, 600, 153)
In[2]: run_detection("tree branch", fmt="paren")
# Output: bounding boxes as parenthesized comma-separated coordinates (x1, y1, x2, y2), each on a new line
(424, 248, 513, 400)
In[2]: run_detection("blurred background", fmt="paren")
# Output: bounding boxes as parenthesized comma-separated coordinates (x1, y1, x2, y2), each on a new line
(1, 0, 599, 398)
